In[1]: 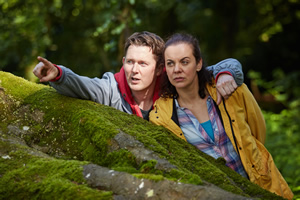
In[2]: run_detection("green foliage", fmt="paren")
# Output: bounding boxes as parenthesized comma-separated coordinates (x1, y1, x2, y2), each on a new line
(264, 110, 300, 199)
(1, 0, 300, 198)
(0, 0, 143, 78)
(1, 0, 299, 81)
(0, 0, 50, 76)
(248, 69, 300, 107)
(249, 69, 300, 199)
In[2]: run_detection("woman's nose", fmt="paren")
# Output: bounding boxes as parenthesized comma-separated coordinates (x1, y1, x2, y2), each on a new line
(174, 63, 181, 72)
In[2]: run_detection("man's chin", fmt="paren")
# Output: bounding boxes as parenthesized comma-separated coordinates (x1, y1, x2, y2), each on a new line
(128, 84, 142, 91)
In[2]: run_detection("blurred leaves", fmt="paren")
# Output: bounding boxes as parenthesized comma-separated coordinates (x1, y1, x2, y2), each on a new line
(1, 0, 299, 78)
(250, 69, 300, 198)
(248, 69, 300, 107)
(0, 0, 50, 76)
(1, 0, 300, 197)
(0, 0, 142, 77)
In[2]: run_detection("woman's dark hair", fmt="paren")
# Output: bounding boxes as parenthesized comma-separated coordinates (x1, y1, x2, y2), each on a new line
(160, 33, 213, 99)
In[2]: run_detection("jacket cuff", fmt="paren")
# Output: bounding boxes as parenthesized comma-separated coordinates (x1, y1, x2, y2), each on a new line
(215, 71, 233, 83)
(50, 64, 62, 82)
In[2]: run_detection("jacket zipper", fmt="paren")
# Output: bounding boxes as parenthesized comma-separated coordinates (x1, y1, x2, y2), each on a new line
(222, 99, 240, 154)
(222, 98, 250, 180)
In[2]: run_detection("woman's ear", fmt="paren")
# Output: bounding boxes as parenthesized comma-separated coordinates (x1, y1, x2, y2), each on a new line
(122, 57, 125, 64)
(196, 59, 203, 72)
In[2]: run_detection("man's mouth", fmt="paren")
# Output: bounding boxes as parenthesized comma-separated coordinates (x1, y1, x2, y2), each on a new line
(131, 77, 140, 84)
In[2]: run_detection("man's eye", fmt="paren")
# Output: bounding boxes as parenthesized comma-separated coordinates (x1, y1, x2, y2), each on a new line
(127, 60, 133, 64)
(140, 62, 147, 66)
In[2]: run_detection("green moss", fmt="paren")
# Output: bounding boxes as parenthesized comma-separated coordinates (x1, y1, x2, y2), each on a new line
(132, 173, 165, 182)
(164, 169, 203, 185)
(139, 160, 158, 174)
(124, 123, 236, 190)
(0, 72, 46, 100)
(0, 71, 285, 200)
(101, 149, 138, 169)
(111, 166, 139, 173)
(0, 150, 112, 200)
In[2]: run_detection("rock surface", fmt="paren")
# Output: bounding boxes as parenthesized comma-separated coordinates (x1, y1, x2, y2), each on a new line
(0, 71, 284, 199)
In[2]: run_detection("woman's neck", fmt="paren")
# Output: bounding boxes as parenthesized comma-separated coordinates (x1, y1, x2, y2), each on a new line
(177, 88, 209, 123)
(176, 83, 199, 103)
(176, 85, 208, 109)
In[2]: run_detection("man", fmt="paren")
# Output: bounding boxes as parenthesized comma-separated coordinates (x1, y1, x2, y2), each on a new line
(33, 31, 243, 120)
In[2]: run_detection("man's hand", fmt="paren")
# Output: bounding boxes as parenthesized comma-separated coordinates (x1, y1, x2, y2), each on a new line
(33, 56, 59, 82)
(216, 74, 238, 105)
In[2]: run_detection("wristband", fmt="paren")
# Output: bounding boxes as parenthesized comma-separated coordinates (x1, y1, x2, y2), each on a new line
(215, 71, 232, 83)
(49, 64, 62, 82)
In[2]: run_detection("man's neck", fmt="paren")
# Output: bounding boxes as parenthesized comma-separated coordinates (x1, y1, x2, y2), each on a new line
(132, 89, 154, 111)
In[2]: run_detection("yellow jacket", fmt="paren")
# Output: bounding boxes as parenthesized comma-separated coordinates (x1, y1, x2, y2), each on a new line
(150, 83, 293, 199)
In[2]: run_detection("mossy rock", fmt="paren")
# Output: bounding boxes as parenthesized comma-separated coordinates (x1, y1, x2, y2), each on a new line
(0, 71, 285, 199)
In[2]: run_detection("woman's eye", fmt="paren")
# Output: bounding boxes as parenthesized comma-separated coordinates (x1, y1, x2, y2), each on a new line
(127, 60, 133, 64)
(182, 60, 189, 65)
(166, 62, 173, 66)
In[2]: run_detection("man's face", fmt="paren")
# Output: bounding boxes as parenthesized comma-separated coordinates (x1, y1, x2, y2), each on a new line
(123, 45, 161, 94)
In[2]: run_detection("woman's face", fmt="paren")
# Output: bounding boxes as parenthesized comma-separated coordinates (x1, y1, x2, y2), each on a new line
(164, 43, 202, 90)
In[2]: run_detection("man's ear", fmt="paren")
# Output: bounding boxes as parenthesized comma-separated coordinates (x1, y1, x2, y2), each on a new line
(196, 59, 203, 72)
(122, 57, 125, 64)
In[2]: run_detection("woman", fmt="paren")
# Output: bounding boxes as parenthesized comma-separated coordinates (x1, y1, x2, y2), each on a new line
(149, 33, 293, 199)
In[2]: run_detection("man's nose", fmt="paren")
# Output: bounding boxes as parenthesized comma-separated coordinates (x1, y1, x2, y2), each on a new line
(132, 62, 139, 73)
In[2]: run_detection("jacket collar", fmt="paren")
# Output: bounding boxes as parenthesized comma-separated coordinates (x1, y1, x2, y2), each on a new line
(114, 66, 161, 118)
(206, 81, 218, 102)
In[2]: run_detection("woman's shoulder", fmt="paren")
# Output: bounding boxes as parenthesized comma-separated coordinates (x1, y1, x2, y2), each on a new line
(151, 97, 174, 118)
(226, 83, 259, 106)
(235, 84, 253, 97)
(150, 97, 176, 125)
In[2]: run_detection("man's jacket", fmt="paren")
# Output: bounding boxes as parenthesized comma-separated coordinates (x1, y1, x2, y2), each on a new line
(150, 83, 293, 199)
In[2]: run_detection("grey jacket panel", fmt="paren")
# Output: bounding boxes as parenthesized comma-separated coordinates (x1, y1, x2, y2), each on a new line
(50, 66, 132, 114)
(207, 58, 244, 86)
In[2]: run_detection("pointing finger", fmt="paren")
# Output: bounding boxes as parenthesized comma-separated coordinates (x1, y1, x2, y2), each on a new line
(37, 56, 53, 67)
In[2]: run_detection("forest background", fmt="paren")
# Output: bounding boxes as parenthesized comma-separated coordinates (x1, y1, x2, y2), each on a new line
(0, 0, 299, 198)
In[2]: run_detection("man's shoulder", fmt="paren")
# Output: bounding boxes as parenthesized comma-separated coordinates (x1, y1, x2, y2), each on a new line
(102, 71, 116, 79)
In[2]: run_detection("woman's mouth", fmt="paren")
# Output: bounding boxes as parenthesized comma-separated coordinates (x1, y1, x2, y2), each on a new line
(174, 77, 184, 82)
